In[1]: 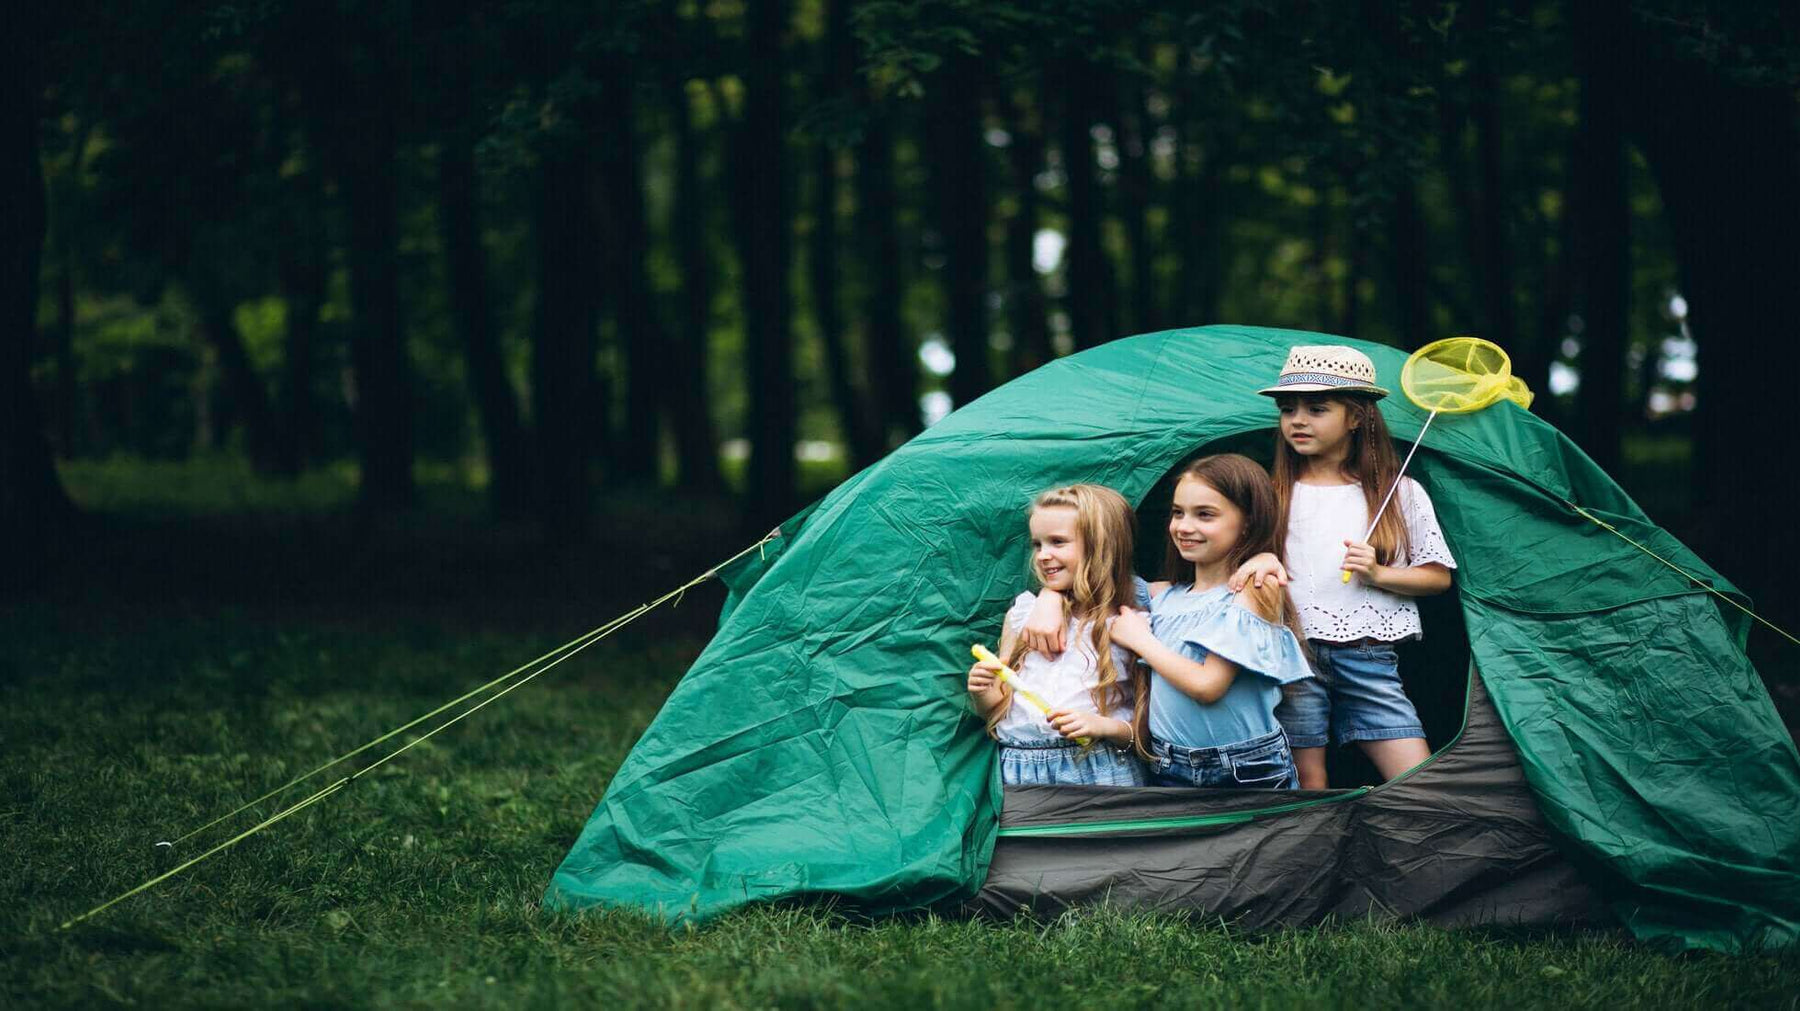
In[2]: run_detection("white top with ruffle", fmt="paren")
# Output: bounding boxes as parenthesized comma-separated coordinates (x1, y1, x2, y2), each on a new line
(1284, 478, 1457, 642)
(992, 589, 1141, 744)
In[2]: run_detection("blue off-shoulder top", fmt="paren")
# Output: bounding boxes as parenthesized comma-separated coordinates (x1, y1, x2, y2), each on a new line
(1145, 582, 1315, 750)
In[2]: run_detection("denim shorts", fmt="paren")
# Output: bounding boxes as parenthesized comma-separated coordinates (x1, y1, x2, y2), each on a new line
(999, 738, 1148, 787)
(1274, 640, 1426, 749)
(1145, 728, 1296, 790)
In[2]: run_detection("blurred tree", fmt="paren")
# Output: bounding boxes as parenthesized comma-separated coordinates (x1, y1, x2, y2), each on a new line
(999, 75, 1054, 373)
(1617, 0, 1800, 647)
(271, 3, 419, 510)
(733, 0, 798, 525)
(424, 1, 533, 517)
(2, 9, 73, 594)
(926, 52, 993, 404)
(1569, 0, 1630, 473)
(666, 66, 726, 493)
(850, 48, 918, 448)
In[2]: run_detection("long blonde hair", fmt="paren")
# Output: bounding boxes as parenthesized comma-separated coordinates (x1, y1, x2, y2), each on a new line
(1271, 393, 1410, 566)
(988, 484, 1137, 738)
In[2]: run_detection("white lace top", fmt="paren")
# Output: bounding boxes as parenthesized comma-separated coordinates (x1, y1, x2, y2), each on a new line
(1284, 478, 1457, 642)
(991, 591, 1138, 744)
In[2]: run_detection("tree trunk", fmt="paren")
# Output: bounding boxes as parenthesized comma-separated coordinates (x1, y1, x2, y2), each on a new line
(928, 54, 991, 406)
(275, 155, 326, 475)
(440, 134, 532, 517)
(1340, 197, 1365, 340)
(1118, 58, 1157, 334)
(1470, 38, 1517, 355)
(854, 87, 917, 446)
(1002, 82, 1053, 376)
(332, 115, 415, 511)
(1, 38, 72, 595)
(808, 0, 879, 469)
(1170, 67, 1227, 327)
(669, 77, 724, 493)
(1389, 180, 1430, 349)
(1569, 0, 1629, 475)
(1060, 62, 1117, 349)
(1625, 28, 1800, 655)
(533, 141, 599, 540)
(735, 0, 796, 526)
(191, 279, 285, 474)
(55, 252, 74, 457)
(1526, 201, 1572, 429)
(595, 71, 662, 486)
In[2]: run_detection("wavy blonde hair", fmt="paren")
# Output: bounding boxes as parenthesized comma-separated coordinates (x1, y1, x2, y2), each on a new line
(988, 484, 1138, 738)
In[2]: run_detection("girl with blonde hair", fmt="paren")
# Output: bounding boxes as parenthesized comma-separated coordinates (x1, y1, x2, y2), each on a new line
(965, 484, 1149, 786)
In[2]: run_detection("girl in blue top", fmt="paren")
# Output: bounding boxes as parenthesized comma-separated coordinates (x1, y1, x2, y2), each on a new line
(1107, 454, 1315, 789)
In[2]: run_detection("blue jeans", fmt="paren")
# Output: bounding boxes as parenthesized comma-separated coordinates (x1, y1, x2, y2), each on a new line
(1275, 640, 1426, 748)
(1145, 728, 1297, 790)
(999, 738, 1149, 787)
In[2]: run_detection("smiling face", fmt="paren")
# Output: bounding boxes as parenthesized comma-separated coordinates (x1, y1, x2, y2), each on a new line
(1168, 475, 1245, 574)
(1028, 505, 1084, 593)
(1277, 394, 1358, 465)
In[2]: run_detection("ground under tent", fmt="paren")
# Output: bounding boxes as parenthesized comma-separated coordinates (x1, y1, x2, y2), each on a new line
(544, 326, 1800, 953)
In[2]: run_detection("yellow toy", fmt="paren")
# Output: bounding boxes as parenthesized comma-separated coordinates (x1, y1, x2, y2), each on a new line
(970, 643, 1093, 747)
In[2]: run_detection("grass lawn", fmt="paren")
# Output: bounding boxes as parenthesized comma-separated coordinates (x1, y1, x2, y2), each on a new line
(5, 459, 1798, 1008)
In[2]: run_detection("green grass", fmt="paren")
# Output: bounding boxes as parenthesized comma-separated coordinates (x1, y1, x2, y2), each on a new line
(6, 459, 1799, 1008)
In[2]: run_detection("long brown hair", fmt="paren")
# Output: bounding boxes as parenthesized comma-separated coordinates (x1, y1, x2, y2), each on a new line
(988, 484, 1137, 738)
(1134, 454, 1304, 758)
(1271, 393, 1410, 566)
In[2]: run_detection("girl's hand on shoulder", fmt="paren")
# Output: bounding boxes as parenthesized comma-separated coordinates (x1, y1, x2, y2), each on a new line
(1228, 552, 1289, 592)
(966, 658, 1002, 695)
(1340, 539, 1380, 581)
(1021, 590, 1066, 656)
(1109, 606, 1154, 653)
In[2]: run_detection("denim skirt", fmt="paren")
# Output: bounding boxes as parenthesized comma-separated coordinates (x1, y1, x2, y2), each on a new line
(998, 738, 1149, 787)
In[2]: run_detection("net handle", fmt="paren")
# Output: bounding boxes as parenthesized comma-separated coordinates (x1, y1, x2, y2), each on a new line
(1343, 408, 1438, 582)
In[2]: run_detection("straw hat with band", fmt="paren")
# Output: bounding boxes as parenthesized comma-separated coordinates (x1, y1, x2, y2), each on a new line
(1257, 345, 1390, 399)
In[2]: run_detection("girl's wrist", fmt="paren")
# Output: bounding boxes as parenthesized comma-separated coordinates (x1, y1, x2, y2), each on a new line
(1105, 717, 1134, 744)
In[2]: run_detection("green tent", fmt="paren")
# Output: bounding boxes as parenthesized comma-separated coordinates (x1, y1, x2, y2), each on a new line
(544, 325, 1800, 952)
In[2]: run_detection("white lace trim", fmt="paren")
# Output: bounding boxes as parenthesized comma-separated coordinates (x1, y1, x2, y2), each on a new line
(1284, 478, 1456, 642)
(1298, 602, 1424, 642)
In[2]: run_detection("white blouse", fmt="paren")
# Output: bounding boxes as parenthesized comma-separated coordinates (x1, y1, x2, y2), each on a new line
(991, 592, 1138, 744)
(1284, 478, 1457, 642)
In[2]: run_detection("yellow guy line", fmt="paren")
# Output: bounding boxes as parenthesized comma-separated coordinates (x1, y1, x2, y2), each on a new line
(1568, 501, 1799, 649)
(62, 532, 778, 930)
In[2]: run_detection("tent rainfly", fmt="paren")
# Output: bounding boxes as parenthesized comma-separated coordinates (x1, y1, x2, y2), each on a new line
(544, 326, 1800, 953)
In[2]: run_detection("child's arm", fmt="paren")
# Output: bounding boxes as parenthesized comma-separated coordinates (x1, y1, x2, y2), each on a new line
(1019, 589, 1067, 656)
(1109, 607, 1240, 705)
(966, 623, 1018, 718)
(1340, 539, 1453, 596)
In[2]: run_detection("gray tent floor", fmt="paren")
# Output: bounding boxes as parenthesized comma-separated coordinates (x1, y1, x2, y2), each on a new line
(968, 667, 1615, 930)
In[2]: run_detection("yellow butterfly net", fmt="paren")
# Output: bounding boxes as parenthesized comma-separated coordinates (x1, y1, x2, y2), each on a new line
(1343, 336, 1534, 583)
(1400, 336, 1534, 414)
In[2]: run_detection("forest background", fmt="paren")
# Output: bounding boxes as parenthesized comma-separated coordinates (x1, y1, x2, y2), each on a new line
(5, 0, 1799, 702)
(7, 4, 1800, 1002)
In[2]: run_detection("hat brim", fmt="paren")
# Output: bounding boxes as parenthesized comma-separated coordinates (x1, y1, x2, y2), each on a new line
(1257, 381, 1390, 399)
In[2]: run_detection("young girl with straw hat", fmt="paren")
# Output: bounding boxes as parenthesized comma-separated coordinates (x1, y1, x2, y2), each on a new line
(1253, 345, 1456, 789)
